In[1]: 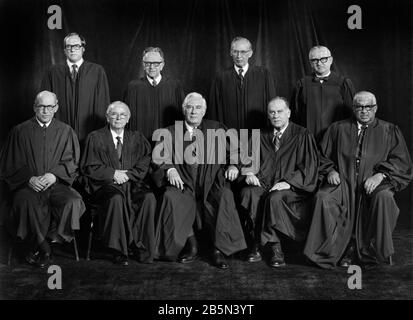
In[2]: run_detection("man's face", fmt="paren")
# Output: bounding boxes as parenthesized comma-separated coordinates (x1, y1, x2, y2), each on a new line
(309, 47, 332, 77)
(106, 105, 130, 130)
(64, 35, 85, 63)
(142, 51, 164, 79)
(34, 93, 58, 124)
(268, 100, 290, 130)
(353, 94, 377, 125)
(230, 40, 253, 68)
(183, 96, 206, 127)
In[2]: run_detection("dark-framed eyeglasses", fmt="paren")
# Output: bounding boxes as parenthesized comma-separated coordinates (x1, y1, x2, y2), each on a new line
(108, 113, 129, 119)
(310, 56, 331, 64)
(65, 44, 83, 51)
(231, 49, 251, 56)
(184, 105, 203, 111)
(35, 104, 57, 112)
(354, 104, 376, 111)
(143, 61, 163, 68)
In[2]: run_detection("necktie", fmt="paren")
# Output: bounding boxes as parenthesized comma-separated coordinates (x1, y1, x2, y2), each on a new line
(273, 131, 282, 152)
(71, 64, 78, 81)
(116, 136, 122, 161)
(356, 125, 367, 159)
(152, 79, 157, 87)
(314, 75, 328, 83)
(238, 68, 244, 86)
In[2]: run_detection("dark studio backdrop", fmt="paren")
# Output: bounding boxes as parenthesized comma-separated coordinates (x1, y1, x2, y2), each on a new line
(0, 0, 412, 226)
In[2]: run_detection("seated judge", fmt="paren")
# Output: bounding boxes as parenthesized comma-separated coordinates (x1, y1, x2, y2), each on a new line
(0, 91, 85, 268)
(152, 92, 247, 269)
(124, 46, 185, 139)
(304, 91, 413, 269)
(80, 101, 156, 266)
(240, 97, 319, 267)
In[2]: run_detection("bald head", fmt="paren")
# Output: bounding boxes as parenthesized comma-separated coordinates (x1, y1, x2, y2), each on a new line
(353, 91, 377, 125)
(34, 91, 57, 107)
(33, 91, 59, 124)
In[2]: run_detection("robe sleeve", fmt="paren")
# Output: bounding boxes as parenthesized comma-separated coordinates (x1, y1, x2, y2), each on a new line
(291, 79, 305, 126)
(126, 133, 152, 182)
(0, 127, 33, 191)
(318, 124, 338, 177)
(208, 75, 223, 122)
(373, 125, 413, 192)
(95, 66, 111, 122)
(48, 128, 80, 186)
(282, 131, 319, 192)
(341, 78, 356, 119)
(80, 133, 116, 185)
(150, 128, 176, 187)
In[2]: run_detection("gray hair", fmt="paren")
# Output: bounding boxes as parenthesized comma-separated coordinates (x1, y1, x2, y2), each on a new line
(353, 91, 377, 106)
(182, 92, 207, 110)
(34, 91, 58, 107)
(268, 96, 290, 110)
(308, 45, 331, 59)
(63, 32, 86, 48)
(230, 37, 252, 51)
(142, 47, 164, 61)
(106, 101, 131, 116)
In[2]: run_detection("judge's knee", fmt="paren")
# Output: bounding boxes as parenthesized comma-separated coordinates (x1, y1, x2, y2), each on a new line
(370, 188, 394, 203)
(108, 192, 124, 206)
(240, 186, 259, 199)
(268, 190, 287, 204)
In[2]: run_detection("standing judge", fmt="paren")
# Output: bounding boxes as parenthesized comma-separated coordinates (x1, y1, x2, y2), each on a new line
(0, 91, 85, 268)
(80, 101, 156, 265)
(40, 32, 110, 143)
(304, 91, 413, 269)
(240, 97, 319, 267)
(291, 46, 355, 141)
(124, 47, 185, 139)
(209, 37, 276, 130)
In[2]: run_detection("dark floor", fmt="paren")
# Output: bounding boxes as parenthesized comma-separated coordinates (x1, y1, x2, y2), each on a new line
(0, 226, 412, 300)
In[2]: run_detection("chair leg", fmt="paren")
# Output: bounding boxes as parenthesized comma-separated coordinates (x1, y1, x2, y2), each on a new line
(86, 220, 94, 261)
(73, 236, 79, 262)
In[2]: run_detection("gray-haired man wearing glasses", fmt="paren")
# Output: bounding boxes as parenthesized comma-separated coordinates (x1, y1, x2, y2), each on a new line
(291, 45, 356, 142)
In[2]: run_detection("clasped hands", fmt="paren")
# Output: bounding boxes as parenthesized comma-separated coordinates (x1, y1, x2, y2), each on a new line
(28, 173, 57, 192)
(114, 170, 129, 184)
(245, 173, 290, 191)
(327, 169, 384, 194)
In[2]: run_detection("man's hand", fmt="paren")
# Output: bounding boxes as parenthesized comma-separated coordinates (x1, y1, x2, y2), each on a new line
(167, 168, 184, 190)
(113, 170, 129, 185)
(28, 176, 47, 192)
(270, 181, 291, 191)
(327, 170, 341, 185)
(225, 165, 239, 181)
(39, 173, 57, 191)
(245, 174, 261, 187)
(364, 173, 384, 195)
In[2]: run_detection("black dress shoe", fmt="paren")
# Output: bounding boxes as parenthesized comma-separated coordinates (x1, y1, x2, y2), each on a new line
(246, 245, 262, 263)
(113, 254, 129, 266)
(37, 253, 52, 269)
(211, 249, 229, 269)
(25, 251, 40, 266)
(339, 245, 355, 268)
(269, 245, 286, 268)
(178, 235, 198, 264)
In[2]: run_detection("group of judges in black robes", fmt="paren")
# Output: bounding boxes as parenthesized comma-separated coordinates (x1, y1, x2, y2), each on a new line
(0, 33, 412, 270)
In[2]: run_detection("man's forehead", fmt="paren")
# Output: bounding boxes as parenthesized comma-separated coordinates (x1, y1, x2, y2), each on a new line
(186, 97, 204, 107)
(354, 94, 376, 105)
(111, 105, 128, 113)
(66, 35, 82, 45)
(310, 48, 330, 58)
(268, 100, 286, 111)
(37, 94, 56, 105)
(232, 40, 250, 50)
(143, 51, 163, 62)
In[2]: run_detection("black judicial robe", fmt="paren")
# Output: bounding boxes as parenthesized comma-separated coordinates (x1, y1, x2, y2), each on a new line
(292, 71, 355, 141)
(0, 118, 84, 243)
(304, 118, 413, 268)
(240, 122, 319, 244)
(152, 119, 247, 260)
(80, 126, 156, 259)
(124, 76, 185, 139)
(209, 65, 276, 130)
(40, 61, 110, 142)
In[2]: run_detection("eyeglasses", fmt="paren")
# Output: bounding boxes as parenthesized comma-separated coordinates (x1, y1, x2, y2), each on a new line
(309, 56, 331, 64)
(143, 61, 163, 68)
(231, 50, 251, 56)
(65, 44, 83, 51)
(35, 104, 57, 112)
(184, 105, 204, 111)
(108, 113, 129, 119)
(354, 104, 376, 111)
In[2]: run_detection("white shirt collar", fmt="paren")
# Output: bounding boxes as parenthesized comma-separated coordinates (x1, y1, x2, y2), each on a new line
(357, 121, 368, 130)
(315, 71, 331, 78)
(234, 63, 249, 76)
(147, 74, 162, 85)
(273, 122, 289, 136)
(67, 58, 84, 69)
(36, 117, 52, 128)
(110, 128, 124, 146)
